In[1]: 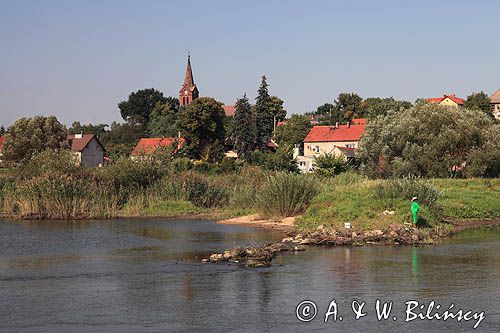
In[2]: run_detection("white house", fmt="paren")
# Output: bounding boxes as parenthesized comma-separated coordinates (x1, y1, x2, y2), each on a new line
(67, 134, 105, 167)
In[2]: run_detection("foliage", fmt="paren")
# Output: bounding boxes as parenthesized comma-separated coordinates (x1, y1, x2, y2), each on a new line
(254, 75, 274, 150)
(249, 148, 299, 173)
(256, 173, 319, 217)
(0, 125, 6, 135)
(464, 124, 500, 177)
(231, 94, 255, 159)
(333, 93, 364, 123)
(176, 97, 226, 162)
(118, 88, 168, 125)
(269, 96, 287, 122)
(147, 101, 179, 137)
(178, 172, 229, 208)
(100, 121, 145, 157)
(16, 150, 80, 179)
(362, 97, 412, 119)
(274, 114, 312, 149)
(314, 153, 350, 177)
(3, 116, 67, 164)
(68, 122, 108, 136)
(358, 103, 494, 178)
(464, 91, 493, 118)
(373, 176, 441, 208)
(314, 103, 334, 116)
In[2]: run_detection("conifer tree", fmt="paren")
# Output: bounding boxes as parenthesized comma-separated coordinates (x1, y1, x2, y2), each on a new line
(255, 76, 274, 150)
(231, 94, 255, 159)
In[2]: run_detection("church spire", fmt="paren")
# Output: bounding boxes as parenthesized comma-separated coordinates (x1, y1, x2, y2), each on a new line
(179, 53, 199, 108)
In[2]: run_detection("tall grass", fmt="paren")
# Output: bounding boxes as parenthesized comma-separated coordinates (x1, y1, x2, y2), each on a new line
(256, 173, 319, 217)
(373, 176, 441, 207)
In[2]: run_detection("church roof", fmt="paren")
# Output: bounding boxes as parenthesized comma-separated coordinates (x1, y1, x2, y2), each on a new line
(180, 55, 197, 92)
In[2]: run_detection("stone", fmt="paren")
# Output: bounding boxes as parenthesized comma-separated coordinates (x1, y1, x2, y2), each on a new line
(300, 239, 312, 245)
(293, 246, 305, 251)
(201, 258, 209, 263)
(373, 230, 384, 236)
(351, 231, 358, 238)
(209, 253, 223, 262)
(281, 237, 293, 243)
(316, 224, 324, 231)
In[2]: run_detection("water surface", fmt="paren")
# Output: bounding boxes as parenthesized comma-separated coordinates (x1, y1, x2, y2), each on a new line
(0, 219, 498, 332)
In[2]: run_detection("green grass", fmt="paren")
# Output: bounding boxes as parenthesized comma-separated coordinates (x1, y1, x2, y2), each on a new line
(298, 178, 500, 231)
(121, 199, 206, 218)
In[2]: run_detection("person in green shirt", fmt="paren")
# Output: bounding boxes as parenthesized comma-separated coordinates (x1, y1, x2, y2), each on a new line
(411, 197, 421, 226)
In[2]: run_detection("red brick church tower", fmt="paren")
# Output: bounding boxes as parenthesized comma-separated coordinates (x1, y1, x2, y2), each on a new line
(179, 54, 199, 107)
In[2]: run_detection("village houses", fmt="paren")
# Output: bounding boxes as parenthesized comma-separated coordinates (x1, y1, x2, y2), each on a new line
(295, 118, 366, 173)
(426, 94, 464, 107)
(490, 89, 500, 120)
(66, 133, 105, 167)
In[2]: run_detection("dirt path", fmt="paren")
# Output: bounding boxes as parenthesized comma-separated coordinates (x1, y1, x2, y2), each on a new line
(217, 214, 296, 231)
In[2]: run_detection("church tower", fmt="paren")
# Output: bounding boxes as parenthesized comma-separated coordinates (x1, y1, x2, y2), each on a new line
(179, 54, 199, 108)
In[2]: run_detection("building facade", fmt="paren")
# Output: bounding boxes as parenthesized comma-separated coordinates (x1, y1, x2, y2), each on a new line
(490, 89, 500, 120)
(67, 134, 105, 167)
(179, 55, 199, 108)
(426, 94, 464, 107)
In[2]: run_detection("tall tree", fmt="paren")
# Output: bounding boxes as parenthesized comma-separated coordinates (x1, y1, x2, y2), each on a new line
(362, 97, 412, 118)
(118, 88, 167, 125)
(147, 101, 179, 137)
(269, 96, 287, 122)
(231, 94, 255, 159)
(274, 114, 312, 149)
(334, 93, 364, 123)
(0, 125, 5, 135)
(464, 91, 493, 118)
(3, 116, 67, 164)
(100, 121, 145, 157)
(68, 121, 108, 136)
(176, 97, 226, 162)
(254, 76, 274, 150)
(314, 103, 334, 116)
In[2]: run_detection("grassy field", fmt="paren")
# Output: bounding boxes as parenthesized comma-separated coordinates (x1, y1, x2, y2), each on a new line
(298, 176, 500, 231)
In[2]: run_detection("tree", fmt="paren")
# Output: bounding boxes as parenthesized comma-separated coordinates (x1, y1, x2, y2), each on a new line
(269, 96, 287, 122)
(176, 97, 226, 162)
(333, 93, 364, 123)
(100, 121, 146, 157)
(249, 148, 299, 173)
(362, 97, 412, 119)
(464, 91, 493, 119)
(465, 124, 500, 178)
(3, 116, 67, 164)
(357, 103, 494, 178)
(147, 101, 179, 137)
(0, 125, 5, 135)
(231, 94, 255, 159)
(254, 76, 274, 150)
(314, 153, 350, 177)
(274, 114, 312, 149)
(314, 103, 334, 116)
(68, 121, 108, 136)
(118, 88, 167, 125)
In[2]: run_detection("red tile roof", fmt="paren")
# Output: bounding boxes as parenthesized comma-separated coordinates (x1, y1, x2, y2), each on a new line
(304, 119, 366, 143)
(131, 137, 185, 156)
(223, 105, 235, 117)
(0, 135, 5, 151)
(66, 134, 104, 152)
(426, 94, 464, 105)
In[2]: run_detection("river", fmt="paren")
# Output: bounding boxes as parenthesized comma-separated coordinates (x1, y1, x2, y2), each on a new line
(0, 219, 498, 332)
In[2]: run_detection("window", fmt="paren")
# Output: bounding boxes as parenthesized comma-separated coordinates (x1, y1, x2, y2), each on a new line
(313, 146, 320, 153)
(346, 144, 355, 148)
(299, 161, 306, 167)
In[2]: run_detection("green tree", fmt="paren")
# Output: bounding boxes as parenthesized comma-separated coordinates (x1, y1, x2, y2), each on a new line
(231, 94, 255, 159)
(118, 88, 167, 125)
(274, 114, 312, 149)
(249, 148, 299, 173)
(334, 93, 364, 122)
(314, 153, 350, 177)
(0, 125, 5, 135)
(68, 121, 108, 136)
(147, 101, 179, 137)
(464, 91, 493, 119)
(314, 103, 334, 116)
(3, 116, 67, 164)
(465, 124, 500, 178)
(254, 76, 274, 150)
(176, 97, 226, 162)
(100, 121, 146, 157)
(362, 97, 412, 118)
(269, 96, 287, 122)
(358, 103, 494, 178)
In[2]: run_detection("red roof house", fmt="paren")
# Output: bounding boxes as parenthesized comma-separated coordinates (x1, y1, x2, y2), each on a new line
(0, 135, 5, 152)
(222, 105, 236, 117)
(426, 94, 464, 106)
(66, 134, 105, 167)
(131, 137, 185, 157)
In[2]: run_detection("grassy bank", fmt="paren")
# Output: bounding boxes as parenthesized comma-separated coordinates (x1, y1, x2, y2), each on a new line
(298, 175, 500, 231)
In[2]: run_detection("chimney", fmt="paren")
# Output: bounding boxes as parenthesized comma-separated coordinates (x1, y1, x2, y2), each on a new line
(347, 122, 350, 128)
(75, 132, 83, 139)
(335, 122, 339, 128)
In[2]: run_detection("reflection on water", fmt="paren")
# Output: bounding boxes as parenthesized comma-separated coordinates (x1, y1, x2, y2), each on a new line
(0, 220, 499, 332)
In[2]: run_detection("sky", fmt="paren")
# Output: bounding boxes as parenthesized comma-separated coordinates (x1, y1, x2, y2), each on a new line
(0, 0, 499, 127)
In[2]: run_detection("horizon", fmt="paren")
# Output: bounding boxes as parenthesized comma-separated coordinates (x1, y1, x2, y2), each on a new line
(1, 0, 499, 127)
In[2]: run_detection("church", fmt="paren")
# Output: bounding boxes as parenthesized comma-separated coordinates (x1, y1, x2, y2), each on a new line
(178, 55, 235, 116)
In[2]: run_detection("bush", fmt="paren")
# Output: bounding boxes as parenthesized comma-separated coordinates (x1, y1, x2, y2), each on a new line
(179, 172, 229, 208)
(256, 173, 319, 217)
(373, 176, 441, 208)
(314, 153, 350, 177)
(171, 157, 193, 172)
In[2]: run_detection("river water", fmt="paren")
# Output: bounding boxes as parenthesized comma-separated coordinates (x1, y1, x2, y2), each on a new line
(0, 219, 498, 332)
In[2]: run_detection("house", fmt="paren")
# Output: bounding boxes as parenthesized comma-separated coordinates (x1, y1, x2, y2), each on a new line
(490, 89, 500, 120)
(0, 135, 5, 163)
(426, 94, 464, 107)
(130, 137, 185, 159)
(295, 118, 366, 173)
(67, 134, 105, 167)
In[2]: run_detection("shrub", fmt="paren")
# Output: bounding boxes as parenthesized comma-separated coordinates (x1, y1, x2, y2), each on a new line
(314, 153, 350, 177)
(179, 172, 229, 208)
(256, 173, 319, 217)
(171, 157, 194, 172)
(373, 176, 441, 208)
